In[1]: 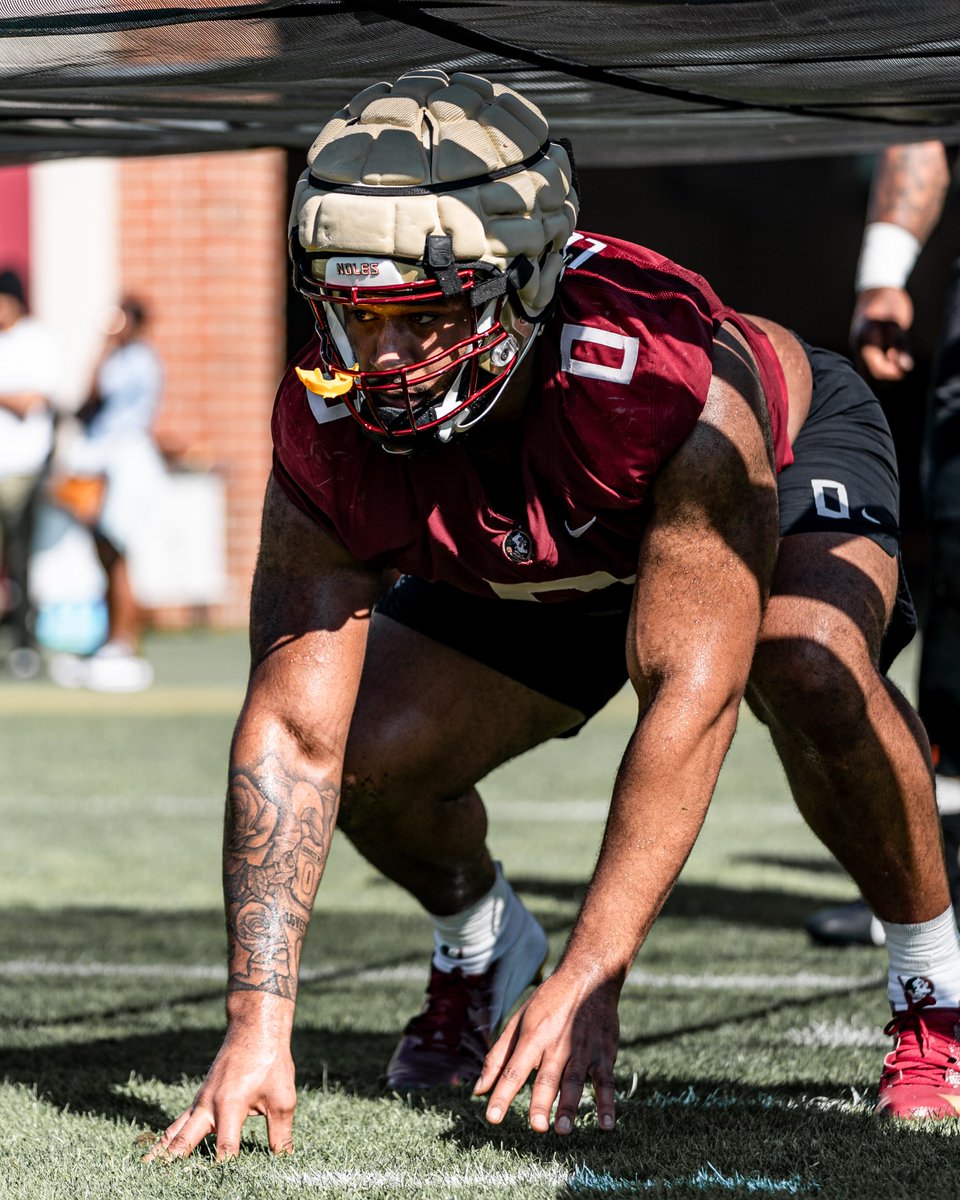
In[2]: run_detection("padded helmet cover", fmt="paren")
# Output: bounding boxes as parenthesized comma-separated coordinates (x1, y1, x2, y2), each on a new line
(291, 68, 579, 317)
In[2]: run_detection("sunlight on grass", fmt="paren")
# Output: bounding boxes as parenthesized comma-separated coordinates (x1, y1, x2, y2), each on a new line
(2, 633, 945, 1199)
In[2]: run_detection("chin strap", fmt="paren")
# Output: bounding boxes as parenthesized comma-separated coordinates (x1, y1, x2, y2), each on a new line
(442, 320, 543, 439)
(424, 235, 462, 298)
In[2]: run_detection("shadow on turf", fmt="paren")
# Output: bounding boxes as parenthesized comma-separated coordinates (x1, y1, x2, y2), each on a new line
(8, 1020, 957, 1196)
(735, 852, 848, 876)
(512, 876, 844, 930)
(434, 1077, 947, 1199)
(0, 880, 878, 1164)
(0, 965, 881, 1145)
(620, 976, 880, 1052)
(0, 1025, 402, 1136)
(0, 1028, 897, 1193)
(436, 1082, 960, 1198)
(0, 867, 847, 978)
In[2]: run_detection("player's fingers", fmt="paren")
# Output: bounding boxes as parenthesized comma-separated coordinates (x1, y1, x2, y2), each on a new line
(156, 1107, 192, 1145)
(212, 1106, 247, 1162)
(145, 1106, 215, 1161)
(550, 1061, 587, 1135)
(591, 1063, 617, 1132)
(483, 1041, 541, 1126)
(474, 1013, 521, 1096)
(141, 1106, 194, 1161)
(525, 1057, 564, 1132)
(858, 321, 912, 381)
(266, 1101, 296, 1155)
(860, 343, 905, 381)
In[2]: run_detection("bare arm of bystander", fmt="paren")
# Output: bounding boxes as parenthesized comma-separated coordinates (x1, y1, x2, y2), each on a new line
(851, 141, 956, 381)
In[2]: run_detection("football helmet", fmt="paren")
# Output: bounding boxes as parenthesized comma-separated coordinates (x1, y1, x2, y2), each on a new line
(289, 68, 579, 451)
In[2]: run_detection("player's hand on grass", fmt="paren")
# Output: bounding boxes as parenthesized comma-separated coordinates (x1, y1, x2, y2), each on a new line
(474, 965, 620, 1135)
(144, 1022, 297, 1162)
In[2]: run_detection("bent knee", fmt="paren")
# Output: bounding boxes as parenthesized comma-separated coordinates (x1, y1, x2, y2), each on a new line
(337, 769, 383, 840)
(337, 726, 455, 839)
(338, 738, 406, 839)
(748, 635, 871, 743)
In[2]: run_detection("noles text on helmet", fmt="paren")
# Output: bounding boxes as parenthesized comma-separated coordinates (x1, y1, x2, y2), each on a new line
(289, 67, 580, 452)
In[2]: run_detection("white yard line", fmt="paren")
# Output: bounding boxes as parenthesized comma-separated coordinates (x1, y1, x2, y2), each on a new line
(0, 686, 244, 716)
(289, 1165, 569, 1190)
(786, 1017, 887, 1048)
(287, 1163, 811, 1193)
(0, 959, 883, 992)
(626, 967, 883, 991)
(485, 798, 611, 822)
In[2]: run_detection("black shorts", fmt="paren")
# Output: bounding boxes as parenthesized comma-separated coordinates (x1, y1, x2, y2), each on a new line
(778, 341, 901, 555)
(377, 342, 916, 727)
(779, 341, 916, 672)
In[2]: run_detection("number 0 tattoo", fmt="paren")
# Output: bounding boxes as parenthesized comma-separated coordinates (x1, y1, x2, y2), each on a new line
(224, 757, 338, 1000)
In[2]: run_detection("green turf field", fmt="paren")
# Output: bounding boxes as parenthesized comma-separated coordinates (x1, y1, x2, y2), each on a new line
(2, 631, 957, 1199)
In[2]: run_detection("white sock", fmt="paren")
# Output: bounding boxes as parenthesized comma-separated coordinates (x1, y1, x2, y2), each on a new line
(430, 862, 525, 975)
(936, 775, 960, 816)
(882, 905, 960, 1008)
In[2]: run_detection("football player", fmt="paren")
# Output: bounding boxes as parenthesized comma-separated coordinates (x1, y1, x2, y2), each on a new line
(148, 70, 960, 1159)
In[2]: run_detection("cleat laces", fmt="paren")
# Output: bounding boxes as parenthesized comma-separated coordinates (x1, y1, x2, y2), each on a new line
(410, 969, 488, 1044)
(882, 987, 960, 1090)
(403, 966, 493, 1055)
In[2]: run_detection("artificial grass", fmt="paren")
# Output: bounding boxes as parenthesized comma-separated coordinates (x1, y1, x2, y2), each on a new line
(1, 632, 945, 1199)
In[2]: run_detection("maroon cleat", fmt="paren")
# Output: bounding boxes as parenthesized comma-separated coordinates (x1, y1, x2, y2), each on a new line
(386, 909, 548, 1090)
(877, 975, 960, 1119)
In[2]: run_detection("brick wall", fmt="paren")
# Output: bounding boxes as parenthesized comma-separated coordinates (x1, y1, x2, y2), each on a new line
(117, 149, 287, 627)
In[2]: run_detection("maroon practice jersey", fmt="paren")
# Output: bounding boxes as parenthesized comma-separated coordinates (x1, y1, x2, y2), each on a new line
(272, 232, 792, 604)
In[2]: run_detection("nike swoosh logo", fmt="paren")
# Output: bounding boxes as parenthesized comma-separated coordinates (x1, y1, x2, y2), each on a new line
(564, 516, 597, 538)
(861, 508, 883, 526)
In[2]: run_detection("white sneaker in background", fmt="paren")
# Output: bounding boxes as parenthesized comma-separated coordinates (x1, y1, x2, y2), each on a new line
(48, 642, 154, 693)
(85, 642, 154, 692)
(47, 652, 90, 689)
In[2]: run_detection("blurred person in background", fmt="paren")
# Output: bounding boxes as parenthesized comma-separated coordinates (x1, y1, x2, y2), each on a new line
(0, 267, 57, 680)
(808, 141, 960, 948)
(48, 296, 164, 692)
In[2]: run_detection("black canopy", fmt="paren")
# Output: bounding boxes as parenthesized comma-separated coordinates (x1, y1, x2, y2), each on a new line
(2, 1, 959, 165)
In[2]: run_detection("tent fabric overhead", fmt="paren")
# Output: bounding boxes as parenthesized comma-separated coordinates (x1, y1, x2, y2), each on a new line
(2, 1, 960, 166)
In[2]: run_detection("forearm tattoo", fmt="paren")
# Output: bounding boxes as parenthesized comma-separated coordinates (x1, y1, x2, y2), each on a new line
(224, 756, 338, 1000)
(872, 143, 950, 240)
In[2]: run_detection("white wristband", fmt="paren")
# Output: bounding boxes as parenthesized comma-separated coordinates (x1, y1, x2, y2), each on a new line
(855, 221, 922, 292)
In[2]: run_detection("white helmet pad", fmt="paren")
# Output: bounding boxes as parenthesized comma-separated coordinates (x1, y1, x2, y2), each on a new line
(292, 70, 578, 318)
(289, 68, 577, 450)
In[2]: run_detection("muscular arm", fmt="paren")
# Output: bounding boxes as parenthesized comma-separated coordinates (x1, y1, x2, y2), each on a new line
(477, 326, 779, 1132)
(565, 331, 778, 971)
(852, 141, 956, 380)
(150, 474, 380, 1160)
(224, 477, 377, 1005)
(868, 141, 954, 241)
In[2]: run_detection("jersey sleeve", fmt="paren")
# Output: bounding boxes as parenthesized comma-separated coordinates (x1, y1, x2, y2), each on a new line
(555, 243, 717, 500)
(642, 282, 717, 473)
(269, 345, 425, 566)
(564, 236, 793, 482)
(270, 354, 347, 543)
